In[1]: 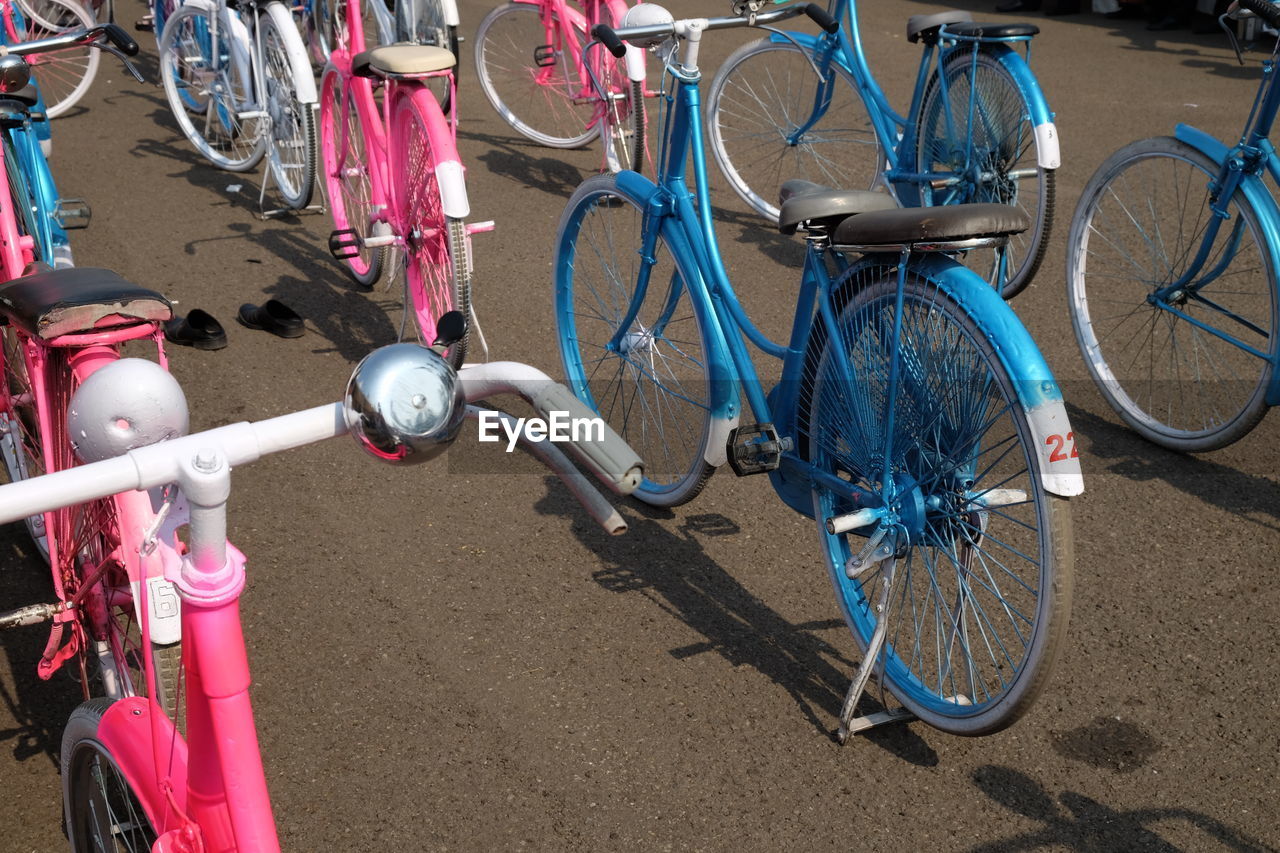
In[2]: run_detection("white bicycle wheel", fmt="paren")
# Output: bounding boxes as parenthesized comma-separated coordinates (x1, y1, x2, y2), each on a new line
(159, 2, 267, 172)
(16, 0, 100, 119)
(259, 3, 316, 208)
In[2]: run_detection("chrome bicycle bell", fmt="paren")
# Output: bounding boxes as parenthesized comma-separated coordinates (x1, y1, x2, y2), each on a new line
(0, 53, 30, 95)
(622, 3, 675, 46)
(67, 359, 190, 463)
(344, 343, 465, 465)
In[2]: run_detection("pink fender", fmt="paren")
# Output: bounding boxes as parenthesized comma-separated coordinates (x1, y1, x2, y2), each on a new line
(398, 86, 470, 219)
(96, 697, 189, 833)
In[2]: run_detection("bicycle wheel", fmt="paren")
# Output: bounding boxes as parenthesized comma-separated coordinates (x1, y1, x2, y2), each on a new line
(916, 49, 1053, 299)
(1068, 137, 1278, 451)
(805, 266, 1072, 735)
(14, 0, 100, 119)
(159, 3, 267, 172)
(0, 332, 48, 557)
(392, 90, 469, 366)
(707, 38, 881, 221)
(259, 5, 316, 209)
(474, 2, 597, 149)
(319, 68, 386, 287)
(595, 4, 642, 173)
(555, 173, 715, 506)
(63, 698, 160, 852)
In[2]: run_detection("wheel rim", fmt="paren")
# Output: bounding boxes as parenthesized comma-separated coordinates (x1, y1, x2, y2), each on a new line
(66, 737, 157, 851)
(261, 20, 310, 205)
(556, 185, 711, 496)
(1072, 149, 1276, 442)
(809, 274, 1052, 721)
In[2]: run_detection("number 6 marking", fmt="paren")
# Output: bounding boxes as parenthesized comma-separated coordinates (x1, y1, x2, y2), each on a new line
(1046, 431, 1079, 463)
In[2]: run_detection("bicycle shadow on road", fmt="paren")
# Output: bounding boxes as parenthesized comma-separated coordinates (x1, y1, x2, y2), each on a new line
(964, 765, 1274, 852)
(530, 478, 940, 766)
(0, 528, 81, 768)
(459, 127, 591, 198)
(1066, 402, 1280, 532)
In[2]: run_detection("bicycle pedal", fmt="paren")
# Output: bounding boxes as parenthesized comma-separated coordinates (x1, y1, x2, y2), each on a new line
(328, 228, 362, 260)
(53, 198, 91, 230)
(727, 423, 788, 476)
(533, 44, 557, 67)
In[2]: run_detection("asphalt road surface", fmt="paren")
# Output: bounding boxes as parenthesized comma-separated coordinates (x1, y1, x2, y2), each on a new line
(0, 0, 1277, 850)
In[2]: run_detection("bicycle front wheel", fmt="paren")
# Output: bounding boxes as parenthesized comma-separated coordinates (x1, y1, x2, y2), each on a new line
(159, 3, 267, 172)
(806, 266, 1072, 735)
(916, 49, 1053, 299)
(15, 0, 100, 119)
(63, 699, 160, 852)
(555, 173, 715, 506)
(1068, 137, 1278, 451)
(319, 69, 386, 287)
(707, 38, 881, 221)
(392, 89, 469, 366)
(260, 4, 317, 209)
(474, 2, 597, 149)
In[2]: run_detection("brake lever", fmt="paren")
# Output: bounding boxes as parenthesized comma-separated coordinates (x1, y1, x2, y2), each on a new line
(94, 40, 144, 83)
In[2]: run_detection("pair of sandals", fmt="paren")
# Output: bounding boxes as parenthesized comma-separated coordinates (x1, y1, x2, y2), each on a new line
(165, 300, 304, 350)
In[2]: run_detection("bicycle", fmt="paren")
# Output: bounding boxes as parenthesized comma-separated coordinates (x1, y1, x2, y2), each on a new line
(6, 0, 101, 119)
(705, 0, 1059, 298)
(1065, 0, 1280, 452)
(157, 0, 320, 211)
(556, 3, 1082, 739)
(320, 0, 487, 363)
(474, 0, 648, 172)
(0, 320, 642, 850)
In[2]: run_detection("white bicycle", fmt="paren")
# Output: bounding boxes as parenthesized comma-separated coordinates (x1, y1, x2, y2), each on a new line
(158, 0, 319, 210)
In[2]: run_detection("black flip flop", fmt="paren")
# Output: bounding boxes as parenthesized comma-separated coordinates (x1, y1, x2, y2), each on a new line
(164, 309, 227, 351)
(237, 300, 305, 338)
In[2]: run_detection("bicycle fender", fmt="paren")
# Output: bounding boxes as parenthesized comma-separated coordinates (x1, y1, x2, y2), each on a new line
(264, 2, 317, 103)
(95, 697, 189, 830)
(918, 256, 1083, 497)
(438, 0, 460, 28)
(969, 44, 1059, 170)
(1176, 123, 1280, 405)
(613, 171, 741, 467)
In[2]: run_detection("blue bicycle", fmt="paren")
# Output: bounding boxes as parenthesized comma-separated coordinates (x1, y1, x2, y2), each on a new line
(705, 0, 1058, 298)
(556, 4, 1081, 738)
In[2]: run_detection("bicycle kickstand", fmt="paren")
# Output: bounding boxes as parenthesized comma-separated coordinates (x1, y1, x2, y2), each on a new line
(836, 556, 915, 743)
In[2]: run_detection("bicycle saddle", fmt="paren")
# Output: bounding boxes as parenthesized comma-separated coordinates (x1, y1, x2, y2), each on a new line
(831, 204, 1030, 249)
(944, 22, 1040, 39)
(906, 11, 973, 44)
(777, 180, 898, 236)
(0, 267, 171, 340)
(352, 45, 456, 78)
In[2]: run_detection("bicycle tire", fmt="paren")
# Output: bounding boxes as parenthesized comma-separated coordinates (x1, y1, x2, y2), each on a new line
(391, 88, 469, 366)
(62, 698, 160, 852)
(555, 173, 716, 506)
(259, 5, 316, 209)
(15, 0, 100, 120)
(807, 266, 1072, 734)
(159, 3, 267, 173)
(916, 49, 1054, 299)
(707, 37, 881, 221)
(319, 68, 386, 287)
(474, 2, 598, 150)
(1067, 136, 1278, 451)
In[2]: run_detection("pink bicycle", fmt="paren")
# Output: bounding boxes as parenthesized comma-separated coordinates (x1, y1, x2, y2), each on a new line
(474, 0, 648, 172)
(321, 0, 486, 366)
(0, 321, 642, 850)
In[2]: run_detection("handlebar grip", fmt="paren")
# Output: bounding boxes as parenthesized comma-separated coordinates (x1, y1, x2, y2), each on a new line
(1239, 0, 1280, 28)
(101, 23, 140, 56)
(803, 3, 839, 34)
(592, 23, 628, 58)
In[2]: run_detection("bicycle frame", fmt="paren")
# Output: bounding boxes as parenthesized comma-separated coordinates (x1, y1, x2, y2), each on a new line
(777, 0, 1059, 204)
(1157, 56, 1280, 406)
(591, 17, 1080, 505)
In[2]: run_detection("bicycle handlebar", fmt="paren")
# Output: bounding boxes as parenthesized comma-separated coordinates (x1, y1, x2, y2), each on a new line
(592, 23, 628, 58)
(1237, 0, 1280, 28)
(595, 3, 834, 51)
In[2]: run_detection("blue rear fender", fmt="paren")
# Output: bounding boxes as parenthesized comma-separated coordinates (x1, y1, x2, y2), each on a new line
(1175, 123, 1280, 405)
(949, 43, 1059, 169)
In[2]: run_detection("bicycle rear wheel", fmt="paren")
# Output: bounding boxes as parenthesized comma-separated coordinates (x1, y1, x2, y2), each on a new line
(474, 2, 597, 149)
(391, 89, 469, 366)
(805, 266, 1072, 735)
(1067, 137, 1278, 451)
(555, 173, 715, 506)
(916, 49, 1053, 299)
(707, 38, 881, 221)
(259, 5, 316, 209)
(63, 698, 160, 852)
(15, 0, 100, 119)
(159, 3, 267, 172)
(320, 68, 386, 287)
